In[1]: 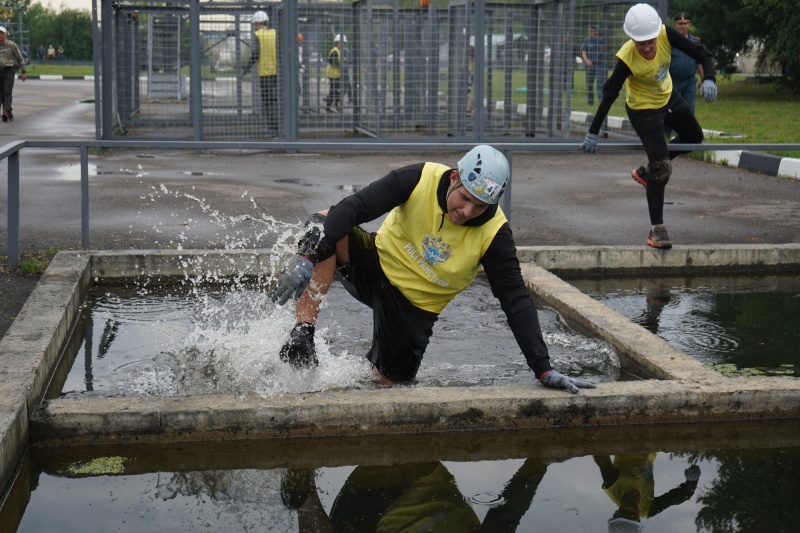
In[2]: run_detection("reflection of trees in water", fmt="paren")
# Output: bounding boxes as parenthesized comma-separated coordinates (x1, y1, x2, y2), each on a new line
(154, 469, 295, 530)
(688, 449, 800, 532)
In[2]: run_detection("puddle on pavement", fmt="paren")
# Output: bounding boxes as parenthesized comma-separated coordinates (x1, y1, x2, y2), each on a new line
(4, 420, 799, 532)
(47, 277, 619, 399)
(566, 273, 800, 377)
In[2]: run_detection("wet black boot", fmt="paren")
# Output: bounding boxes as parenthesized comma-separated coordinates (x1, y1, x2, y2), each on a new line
(279, 322, 318, 368)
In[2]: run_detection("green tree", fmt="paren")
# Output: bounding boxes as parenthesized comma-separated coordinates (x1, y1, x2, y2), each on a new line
(671, 0, 800, 92)
(669, 0, 760, 73)
(22, 2, 92, 61)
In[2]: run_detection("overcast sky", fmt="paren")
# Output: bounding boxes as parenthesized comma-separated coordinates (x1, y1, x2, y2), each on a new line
(43, 0, 92, 12)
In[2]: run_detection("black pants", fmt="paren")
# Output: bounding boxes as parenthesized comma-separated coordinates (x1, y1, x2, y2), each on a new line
(325, 78, 341, 108)
(259, 75, 278, 134)
(586, 67, 604, 105)
(0, 67, 16, 114)
(337, 226, 437, 383)
(627, 91, 704, 225)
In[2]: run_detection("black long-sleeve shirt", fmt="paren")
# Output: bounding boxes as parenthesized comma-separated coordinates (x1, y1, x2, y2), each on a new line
(589, 26, 717, 135)
(314, 163, 553, 378)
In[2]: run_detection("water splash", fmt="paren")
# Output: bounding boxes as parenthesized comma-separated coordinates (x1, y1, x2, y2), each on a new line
(58, 179, 620, 398)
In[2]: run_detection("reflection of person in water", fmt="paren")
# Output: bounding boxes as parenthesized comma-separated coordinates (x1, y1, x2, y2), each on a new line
(634, 290, 674, 334)
(594, 453, 700, 532)
(281, 458, 548, 532)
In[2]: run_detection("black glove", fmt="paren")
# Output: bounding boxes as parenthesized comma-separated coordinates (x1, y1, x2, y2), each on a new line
(279, 322, 318, 368)
(241, 65, 251, 77)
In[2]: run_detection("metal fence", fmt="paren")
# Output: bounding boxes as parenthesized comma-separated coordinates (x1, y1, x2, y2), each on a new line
(96, 0, 662, 142)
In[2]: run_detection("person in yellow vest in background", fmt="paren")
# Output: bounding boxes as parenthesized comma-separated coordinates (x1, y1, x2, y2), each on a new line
(242, 10, 278, 135)
(268, 144, 596, 394)
(325, 34, 345, 113)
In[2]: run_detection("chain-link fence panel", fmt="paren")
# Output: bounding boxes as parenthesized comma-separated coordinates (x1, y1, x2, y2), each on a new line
(99, 0, 642, 141)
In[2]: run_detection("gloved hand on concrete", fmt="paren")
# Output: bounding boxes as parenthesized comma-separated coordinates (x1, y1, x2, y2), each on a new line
(539, 370, 596, 394)
(271, 254, 314, 305)
(700, 80, 717, 103)
(280, 322, 318, 368)
(580, 132, 598, 153)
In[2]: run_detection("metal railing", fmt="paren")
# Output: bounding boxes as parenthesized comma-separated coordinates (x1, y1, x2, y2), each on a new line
(4, 138, 800, 266)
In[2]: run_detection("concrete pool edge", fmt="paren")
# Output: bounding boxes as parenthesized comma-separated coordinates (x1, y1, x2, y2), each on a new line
(2, 245, 800, 488)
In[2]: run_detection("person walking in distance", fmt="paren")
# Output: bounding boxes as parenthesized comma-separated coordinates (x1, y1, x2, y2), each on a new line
(325, 34, 345, 113)
(269, 144, 596, 394)
(0, 26, 27, 122)
(242, 11, 279, 135)
(580, 4, 718, 250)
(580, 25, 605, 106)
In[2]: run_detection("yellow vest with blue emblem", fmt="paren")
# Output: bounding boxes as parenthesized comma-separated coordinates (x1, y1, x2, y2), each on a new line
(376, 163, 507, 313)
(616, 25, 672, 110)
(255, 28, 277, 76)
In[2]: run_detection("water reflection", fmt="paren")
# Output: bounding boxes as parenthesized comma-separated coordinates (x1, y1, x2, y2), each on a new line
(282, 459, 546, 532)
(5, 422, 800, 532)
(569, 274, 800, 377)
(594, 453, 699, 531)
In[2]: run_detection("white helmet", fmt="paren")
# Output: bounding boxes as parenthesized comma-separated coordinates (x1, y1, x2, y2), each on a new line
(252, 11, 268, 23)
(623, 3, 662, 41)
(457, 145, 509, 205)
(334, 34, 347, 43)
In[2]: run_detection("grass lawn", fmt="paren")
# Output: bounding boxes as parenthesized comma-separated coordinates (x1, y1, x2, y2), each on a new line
(24, 63, 94, 77)
(695, 76, 800, 156)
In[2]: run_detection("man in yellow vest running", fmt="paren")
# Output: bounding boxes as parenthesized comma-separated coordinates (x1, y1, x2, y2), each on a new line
(269, 145, 596, 394)
(243, 11, 278, 135)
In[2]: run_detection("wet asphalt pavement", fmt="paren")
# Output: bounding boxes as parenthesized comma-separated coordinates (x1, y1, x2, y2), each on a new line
(1, 80, 800, 337)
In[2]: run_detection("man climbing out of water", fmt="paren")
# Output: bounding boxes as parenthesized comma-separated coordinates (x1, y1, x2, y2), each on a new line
(269, 144, 596, 393)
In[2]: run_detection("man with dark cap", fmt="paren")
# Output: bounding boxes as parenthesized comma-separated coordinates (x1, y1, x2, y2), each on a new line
(668, 12, 704, 117)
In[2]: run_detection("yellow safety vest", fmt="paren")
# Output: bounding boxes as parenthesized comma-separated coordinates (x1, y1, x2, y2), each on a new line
(616, 26, 672, 110)
(376, 163, 507, 313)
(602, 452, 658, 518)
(255, 28, 277, 77)
(326, 46, 341, 79)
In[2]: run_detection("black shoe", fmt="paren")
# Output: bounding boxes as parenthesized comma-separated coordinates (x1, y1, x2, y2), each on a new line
(279, 322, 318, 368)
(6, 112, 12, 121)
(1, 113, 7, 122)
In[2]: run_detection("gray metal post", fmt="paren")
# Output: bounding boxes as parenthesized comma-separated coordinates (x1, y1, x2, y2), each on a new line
(81, 146, 90, 249)
(92, 0, 102, 140)
(101, 0, 114, 140)
(6, 151, 19, 266)
(190, 0, 203, 141)
(474, 0, 486, 142)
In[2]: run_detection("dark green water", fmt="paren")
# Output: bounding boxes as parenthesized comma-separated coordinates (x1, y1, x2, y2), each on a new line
(4, 421, 800, 532)
(567, 273, 800, 377)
